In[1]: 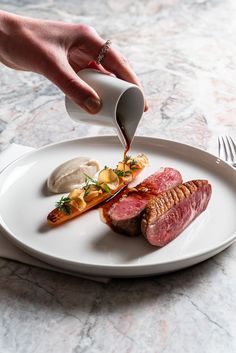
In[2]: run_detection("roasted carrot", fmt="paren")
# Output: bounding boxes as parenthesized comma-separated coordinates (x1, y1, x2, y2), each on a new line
(47, 154, 148, 226)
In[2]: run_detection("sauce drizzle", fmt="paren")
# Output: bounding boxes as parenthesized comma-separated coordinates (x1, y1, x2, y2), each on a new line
(116, 114, 130, 162)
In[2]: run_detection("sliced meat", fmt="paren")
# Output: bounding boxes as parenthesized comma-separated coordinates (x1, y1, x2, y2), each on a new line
(136, 167, 183, 195)
(141, 180, 212, 247)
(102, 168, 183, 236)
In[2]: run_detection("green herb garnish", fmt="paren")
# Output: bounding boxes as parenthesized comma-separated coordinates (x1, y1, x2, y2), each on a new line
(83, 173, 101, 192)
(124, 155, 131, 163)
(84, 173, 100, 186)
(102, 183, 111, 193)
(130, 159, 137, 167)
(114, 169, 132, 177)
(83, 173, 111, 194)
(56, 196, 72, 215)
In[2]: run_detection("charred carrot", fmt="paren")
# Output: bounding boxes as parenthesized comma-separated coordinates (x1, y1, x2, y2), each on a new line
(47, 154, 149, 226)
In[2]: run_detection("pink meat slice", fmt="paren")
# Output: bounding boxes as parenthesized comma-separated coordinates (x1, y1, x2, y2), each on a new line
(136, 167, 183, 195)
(108, 167, 183, 236)
(141, 180, 212, 246)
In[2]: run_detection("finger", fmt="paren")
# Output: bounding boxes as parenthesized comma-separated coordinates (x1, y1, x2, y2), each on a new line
(68, 24, 148, 111)
(69, 28, 146, 104)
(68, 24, 145, 96)
(69, 57, 113, 77)
(87, 61, 114, 76)
(68, 38, 113, 76)
(46, 58, 102, 114)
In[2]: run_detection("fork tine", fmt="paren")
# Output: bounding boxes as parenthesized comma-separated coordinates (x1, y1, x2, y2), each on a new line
(228, 136, 236, 155)
(226, 136, 234, 161)
(218, 135, 236, 168)
(221, 136, 229, 161)
(218, 136, 221, 158)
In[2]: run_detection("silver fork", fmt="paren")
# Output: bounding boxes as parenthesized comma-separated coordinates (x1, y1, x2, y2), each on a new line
(218, 135, 236, 169)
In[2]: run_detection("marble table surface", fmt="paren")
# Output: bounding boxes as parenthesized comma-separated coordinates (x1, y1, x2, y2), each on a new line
(0, 1, 236, 352)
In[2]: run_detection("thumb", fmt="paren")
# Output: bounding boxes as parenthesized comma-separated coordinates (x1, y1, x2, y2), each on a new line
(45, 59, 102, 114)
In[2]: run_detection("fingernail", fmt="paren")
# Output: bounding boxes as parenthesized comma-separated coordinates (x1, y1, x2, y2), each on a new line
(83, 97, 101, 114)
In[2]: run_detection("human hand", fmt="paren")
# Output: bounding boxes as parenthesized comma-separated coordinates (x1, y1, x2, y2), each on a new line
(0, 11, 148, 114)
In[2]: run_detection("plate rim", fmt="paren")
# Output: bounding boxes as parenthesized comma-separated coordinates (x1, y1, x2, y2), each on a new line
(0, 135, 236, 273)
(0, 221, 235, 271)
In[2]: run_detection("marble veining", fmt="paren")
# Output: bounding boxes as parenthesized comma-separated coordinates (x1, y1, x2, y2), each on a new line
(0, 1, 236, 352)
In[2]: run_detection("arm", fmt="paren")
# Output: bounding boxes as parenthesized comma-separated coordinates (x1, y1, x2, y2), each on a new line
(0, 10, 148, 113)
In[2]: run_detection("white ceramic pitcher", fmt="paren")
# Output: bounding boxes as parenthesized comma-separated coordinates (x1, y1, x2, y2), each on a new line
(65, 69, 144, 148)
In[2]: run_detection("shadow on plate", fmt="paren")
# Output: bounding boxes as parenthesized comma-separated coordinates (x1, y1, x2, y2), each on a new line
(90, 229, 157, 262)
(38, 222, 52, 234)
(40, 180, 54, 197)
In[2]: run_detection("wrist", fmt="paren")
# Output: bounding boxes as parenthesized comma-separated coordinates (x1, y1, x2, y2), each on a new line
(0, 11, 24, 68)
(0, 10, 15, 35)
(0, 11, 19, 48)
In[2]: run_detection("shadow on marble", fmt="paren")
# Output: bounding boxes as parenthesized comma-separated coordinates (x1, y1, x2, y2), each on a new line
(0, 253, 223, 310)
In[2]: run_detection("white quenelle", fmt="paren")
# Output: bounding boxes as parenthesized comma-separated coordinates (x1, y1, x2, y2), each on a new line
(65, 69, 144, 148)
(47, 156, 100, 194)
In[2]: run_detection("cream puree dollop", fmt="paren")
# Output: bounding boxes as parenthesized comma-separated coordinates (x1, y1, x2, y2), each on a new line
(47, 157, 100, 194)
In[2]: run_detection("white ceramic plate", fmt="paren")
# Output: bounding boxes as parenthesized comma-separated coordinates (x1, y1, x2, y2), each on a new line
(0, 136, 235, 277)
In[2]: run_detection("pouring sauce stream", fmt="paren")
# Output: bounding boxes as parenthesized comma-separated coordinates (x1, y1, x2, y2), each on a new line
(116, 114, 130, 162)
